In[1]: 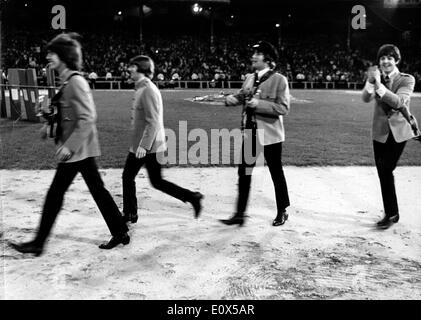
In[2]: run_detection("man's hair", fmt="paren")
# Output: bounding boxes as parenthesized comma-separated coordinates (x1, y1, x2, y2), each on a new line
(129, 55, 155, 78)
(46, 33, 83, 71)
(377, 44, 401, 63)
(252, 41, 278, 69)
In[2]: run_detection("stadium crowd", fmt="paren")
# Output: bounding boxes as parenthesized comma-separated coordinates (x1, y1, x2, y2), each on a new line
(3, 30, 421, 89)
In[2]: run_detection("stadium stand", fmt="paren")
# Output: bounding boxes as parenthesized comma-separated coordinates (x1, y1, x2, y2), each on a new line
(3, 29, 421, 91)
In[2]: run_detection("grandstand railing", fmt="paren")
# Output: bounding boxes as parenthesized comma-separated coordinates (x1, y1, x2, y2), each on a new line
(84, 79, 366, 91)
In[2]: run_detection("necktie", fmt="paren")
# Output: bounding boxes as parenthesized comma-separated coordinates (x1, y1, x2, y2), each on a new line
(382, 75, 391, 89)
(253, 72, 260, 87)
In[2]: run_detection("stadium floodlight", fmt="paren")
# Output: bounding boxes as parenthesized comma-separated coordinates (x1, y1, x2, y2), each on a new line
(192, 3, 203, 14)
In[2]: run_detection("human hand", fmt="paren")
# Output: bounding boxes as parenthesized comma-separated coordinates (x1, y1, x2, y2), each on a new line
(367, 66, 379, 84)
(56, 146, 73, 161)
(225, 95, 239, 106)
(373, 68, 381, 84)
(136, 146, 147, 159)
(245, 98, 258, 109)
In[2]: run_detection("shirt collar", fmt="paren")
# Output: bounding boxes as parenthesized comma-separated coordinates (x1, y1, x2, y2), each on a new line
(257, 67, 270, 79)
(135, 76, 149, 90)
(59, 68, 72, 83)
(383, 67, 399, 80)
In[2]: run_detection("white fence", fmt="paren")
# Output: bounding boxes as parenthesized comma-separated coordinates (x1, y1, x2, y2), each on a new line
(87, 79, 365, 90)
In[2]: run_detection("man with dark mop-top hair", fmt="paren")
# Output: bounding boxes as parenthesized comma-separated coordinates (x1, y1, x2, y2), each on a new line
(8, 33, 130, 256)
(220, 41, 291, 227)
(122, 55, 203, 223)
(362, 44, 418, 230)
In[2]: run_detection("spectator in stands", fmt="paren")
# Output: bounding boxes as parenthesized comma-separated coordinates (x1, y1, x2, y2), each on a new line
(3, 29, 420, 90)
(1, 71, 7, 83)
(88, 70, 98, 89)
(171, 72, 180, 81)
(296, 72, 305, 82)
(105, 70, 113, 81)
(119, 67, 131, 88)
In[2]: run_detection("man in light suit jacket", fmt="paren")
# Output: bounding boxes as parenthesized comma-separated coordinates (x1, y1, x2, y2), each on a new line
(220, 41, 290, 227)
(122, 55, 203, 223)
(362, 44, 416, 229)
(9, 33, 129, 256)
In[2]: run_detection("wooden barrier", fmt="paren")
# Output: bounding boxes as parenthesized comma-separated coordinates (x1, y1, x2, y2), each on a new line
(21, 69, 40, 122)
(7, 69, 23, 120)
(1, 68, 54, 122)
(46, 66, 57, 99)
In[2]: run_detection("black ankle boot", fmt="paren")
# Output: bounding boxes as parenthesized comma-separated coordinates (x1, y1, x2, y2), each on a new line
(189, 192, 204, 218)
(8, 240, 44, 257)
(123, 212, 138, 224)
(273, 210, 289, 226)
(220, 214, 245, 227)
(376, 214, 399, 229)
(99, 233, 130, 250)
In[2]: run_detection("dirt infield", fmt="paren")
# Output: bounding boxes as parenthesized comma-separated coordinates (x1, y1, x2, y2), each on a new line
(1, 166, 421, 299)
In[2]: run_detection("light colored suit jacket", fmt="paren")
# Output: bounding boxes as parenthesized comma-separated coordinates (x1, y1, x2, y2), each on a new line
(233, 71, 290, 145)
(59, 69, 101, 163)
(130, 77, 167, 154)
(362, 71, 416, 143)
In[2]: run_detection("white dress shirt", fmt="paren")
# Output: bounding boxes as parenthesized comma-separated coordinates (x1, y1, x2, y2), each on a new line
(257, 67, 270, 80)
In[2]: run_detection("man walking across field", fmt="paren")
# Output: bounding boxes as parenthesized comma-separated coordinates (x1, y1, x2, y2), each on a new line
(362, 44, 418, 229)
(8, 33, 129, 256)
(122, 55, 203, 223)
(220, 41, 291, 227)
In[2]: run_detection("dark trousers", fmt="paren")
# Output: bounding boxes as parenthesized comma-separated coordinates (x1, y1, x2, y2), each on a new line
(122, 152, 194, 215)
(34, 157, 128, 246)
(237, 141, 290, 216)
(373, 134, 406, 217)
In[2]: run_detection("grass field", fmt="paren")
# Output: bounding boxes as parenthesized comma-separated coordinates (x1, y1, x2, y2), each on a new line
(1, 89, 421, 169)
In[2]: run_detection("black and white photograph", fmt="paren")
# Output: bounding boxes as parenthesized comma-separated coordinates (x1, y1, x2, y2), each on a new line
(1, 0, 420, 305)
